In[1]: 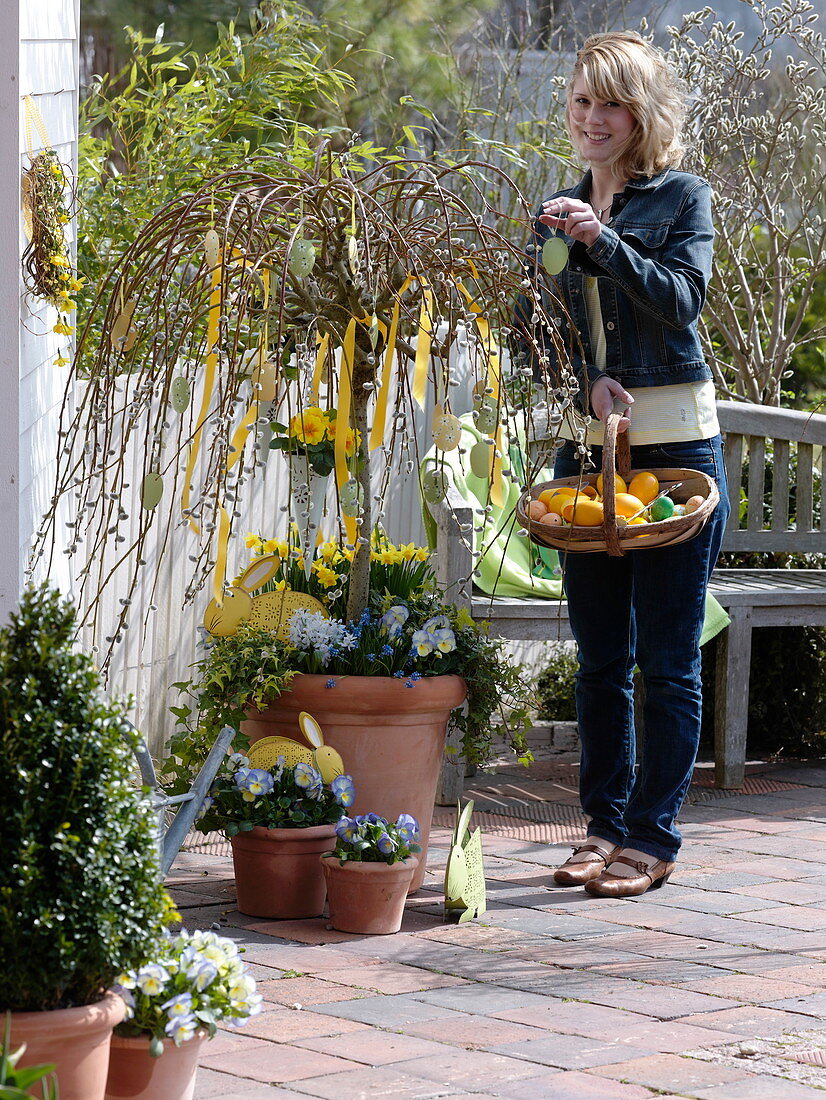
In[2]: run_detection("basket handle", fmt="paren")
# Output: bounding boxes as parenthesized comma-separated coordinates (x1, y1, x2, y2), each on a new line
(601, 411, 632, 558)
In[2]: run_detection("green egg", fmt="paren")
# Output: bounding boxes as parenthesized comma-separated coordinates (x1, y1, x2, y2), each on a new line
(422, 468, 448, 505)
(475, 403, 498, 435)
(469, 440, 491, 480)
(170, 376, 190, 413)
(141, 471, 164, 511)
(339, 478, 362, 516)
(542, 237, 569, 276)
(649, 496, 675, 522)
(288, 239, 316, 279)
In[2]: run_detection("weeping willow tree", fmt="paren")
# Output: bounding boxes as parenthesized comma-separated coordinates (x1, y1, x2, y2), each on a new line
(33, 144, 575, 659)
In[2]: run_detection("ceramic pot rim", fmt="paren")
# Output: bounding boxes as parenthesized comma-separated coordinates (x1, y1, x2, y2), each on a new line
(232, 823, 338, 842)
(9, 989, 125, 1029)
(247, 673, 467, 715)
(321, 854, 419, 874)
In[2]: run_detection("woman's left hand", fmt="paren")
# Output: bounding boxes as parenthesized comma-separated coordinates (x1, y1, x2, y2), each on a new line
(539, 198, 604, 248)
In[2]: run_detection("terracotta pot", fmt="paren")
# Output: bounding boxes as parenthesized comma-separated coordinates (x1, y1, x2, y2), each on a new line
(105, 1031, 206, 1100)
(9, 990, 125, 1100)
(242, 674, 467, 892)
(322, 855, 419, 934)
(230, 822, 337, 918)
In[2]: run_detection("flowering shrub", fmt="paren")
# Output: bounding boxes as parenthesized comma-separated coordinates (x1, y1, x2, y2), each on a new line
(331, 813, 421, 865)
(114, 929, 262, 1057)
(195, 752, 355, 838)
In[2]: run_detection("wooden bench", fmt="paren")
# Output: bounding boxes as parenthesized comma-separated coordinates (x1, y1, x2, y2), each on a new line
(431, 401, 826, 797)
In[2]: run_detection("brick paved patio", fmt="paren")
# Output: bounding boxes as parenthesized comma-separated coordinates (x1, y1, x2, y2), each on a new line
(170, 757, 826, 1099)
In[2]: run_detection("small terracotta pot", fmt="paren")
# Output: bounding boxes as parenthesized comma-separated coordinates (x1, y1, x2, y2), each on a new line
(243, 674, 467, 892)
(105, 1031, 206, 1100)
(231, 823, 337, 918)
(321, 855, 418, 934)
(9, 990, 125, 1100)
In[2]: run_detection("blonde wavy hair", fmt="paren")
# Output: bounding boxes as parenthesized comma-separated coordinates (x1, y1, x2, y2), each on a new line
(567, 31, 687, 179)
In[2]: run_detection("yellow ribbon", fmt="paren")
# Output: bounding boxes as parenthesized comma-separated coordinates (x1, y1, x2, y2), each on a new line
(412, 282, 434, 409)
(335, 318, 358, 545)
(213, 506, 231, 606)
(454, 278, 505, 507)
(368, 287, 408, 451)
(183, 248, 223, 535)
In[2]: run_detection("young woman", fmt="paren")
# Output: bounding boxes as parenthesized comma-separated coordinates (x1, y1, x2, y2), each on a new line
(514, 31, 730, 897)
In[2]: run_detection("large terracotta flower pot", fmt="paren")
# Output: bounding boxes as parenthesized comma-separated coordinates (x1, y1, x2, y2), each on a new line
(242, 673, 467, 892)
(105, 1031, 206, 1100)
(230, 822, 337, 918)
(9, 990, 125, 1100)
(322, 855, 419, 934)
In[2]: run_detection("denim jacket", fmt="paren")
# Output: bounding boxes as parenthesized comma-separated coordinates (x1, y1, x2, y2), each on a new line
(512, 168, 714, 397)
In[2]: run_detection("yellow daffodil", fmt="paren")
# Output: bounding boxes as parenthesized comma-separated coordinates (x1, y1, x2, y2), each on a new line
(53, 353, 69, 367)
(49, 254, 69, 267)
(52, 321, 74, 336)
(244, 532, 262, 550)
(313, 563, 338, 587)
(68, 277, 84, 292)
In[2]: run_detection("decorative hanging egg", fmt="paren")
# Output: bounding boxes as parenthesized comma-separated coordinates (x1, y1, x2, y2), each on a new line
(422, 468, 449, 504)
(204, 229, 221, 268)
(368, 314, 380, 350)
(347, 235, 360, 275)
(432, 411, 461, 451)
(109, 298, 137, 348)
(339, 478, 362, 517)
(475, 402, 498, 435)
(140, 471, 164, 510)
(542, 237, 569, 276)
(649, 496, 675, 522)
(170, 376, 191, 413)
(469, 440, 491, 480)
(288, 239, 316, 279)
(251, 360, 277, 403)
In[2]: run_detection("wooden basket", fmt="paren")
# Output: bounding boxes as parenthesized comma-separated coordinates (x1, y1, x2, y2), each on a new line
(516, 412, 720, 557)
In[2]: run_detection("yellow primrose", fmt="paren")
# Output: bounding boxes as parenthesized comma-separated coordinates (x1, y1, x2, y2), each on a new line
(327, 418, 360, 457)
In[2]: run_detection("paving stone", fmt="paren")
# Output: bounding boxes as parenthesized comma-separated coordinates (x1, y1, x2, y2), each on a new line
(196, 1067, 289, 1097)
(592, 1051, 752, 1091)
(764, 991, 826, 1017)
(737, 881, 826, 905)
(402, 1016, 554, 1049)
(692, 1078, 826, 1099)
(407, 984, 563, 1016)
(633, 889, 779, 916)
(199, 1042, 359, 1084)
(288, 1064, 466, 1098)
(588, 958, 730, 984)
(477, 908, 630, 940)
(572, 981, 740, 1020)
(316, 964, 468, 995)
(764, 964, 826, 988)
(675, 1005, 826, 1037)
(229, 1008, 370, 1043)
(738, 906, 826, 932)
(390, 1047, 546, 1086)
(257, 976, 373, 1006)
(681, 975, 820, 1004)
(294, 1029, 450, 1066)
(488, 1032, 655, 1070)
(486, 1070, 654, 1099)
(309, 993, 469, 1027)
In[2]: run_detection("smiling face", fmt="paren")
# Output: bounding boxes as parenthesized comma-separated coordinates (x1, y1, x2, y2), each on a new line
(567, 77, 637, 168)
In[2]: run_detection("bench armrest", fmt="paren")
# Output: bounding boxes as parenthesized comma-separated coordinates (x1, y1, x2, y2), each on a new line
(426, 483, 474, 609)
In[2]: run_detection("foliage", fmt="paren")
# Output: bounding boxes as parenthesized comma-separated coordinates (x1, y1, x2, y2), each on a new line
(330, 812, 421, 864)
(76, 6, 355, 366)
(0, 1015, 58, 1099)
(113, 929, 262, 1056)
(534, 644, 578, 723)
(670, 0, 826, 405)
(0, 585, 167, 1012)
(194, 752, 354, 837)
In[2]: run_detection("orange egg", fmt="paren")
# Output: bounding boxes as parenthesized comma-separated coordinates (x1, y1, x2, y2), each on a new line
(596, 471, 626, 496)
(613, 493, 647, 519)
(527, 499, 548, 520)
(562, 499, 604, 526)
(580, 485, 599, 499)
(538, 511, 563, 526)
(542, 489, 577, 515)
(684, 494, 705, 514)
(628, 471, 660, 505)
(539, 485, 575, 508)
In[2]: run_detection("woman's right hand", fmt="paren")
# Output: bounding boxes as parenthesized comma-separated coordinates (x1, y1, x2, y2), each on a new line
(589, 376, 634, 432)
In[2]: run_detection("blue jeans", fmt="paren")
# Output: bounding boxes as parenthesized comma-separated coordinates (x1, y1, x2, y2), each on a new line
(553, 436, 730, 862)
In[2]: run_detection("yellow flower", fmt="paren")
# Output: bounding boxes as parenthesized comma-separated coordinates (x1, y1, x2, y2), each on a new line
(53, 321, 74, 336)
(50, 163, 63, 178)
(68, 277, 85, 292)
(49, 254, 69, 267)
(318, 540, 339, 563)
(289, 406, 328, 446)
(57, 212, 70, 224)
(414, 547, 430, 562)
(313, 563, 338, 587)
(53, 353, 69, 367)
(244, 532, 262, 550)
(327, 418, 360, 457)
(274, 579, 287, 591)
(377, 547, 403, 565)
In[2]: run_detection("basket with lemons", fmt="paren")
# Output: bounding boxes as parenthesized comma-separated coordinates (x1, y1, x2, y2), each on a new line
(526, 470, 706, 530)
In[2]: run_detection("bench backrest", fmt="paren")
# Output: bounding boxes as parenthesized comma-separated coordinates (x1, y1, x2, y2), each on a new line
(717, 401, 826, 555)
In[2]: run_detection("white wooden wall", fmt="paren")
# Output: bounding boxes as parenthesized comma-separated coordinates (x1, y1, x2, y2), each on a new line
(0, 0, 79, 618)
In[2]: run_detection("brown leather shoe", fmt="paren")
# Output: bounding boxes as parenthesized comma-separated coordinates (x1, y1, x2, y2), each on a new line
(553, 843, 621, 886)
(584, 854, 675, 897)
